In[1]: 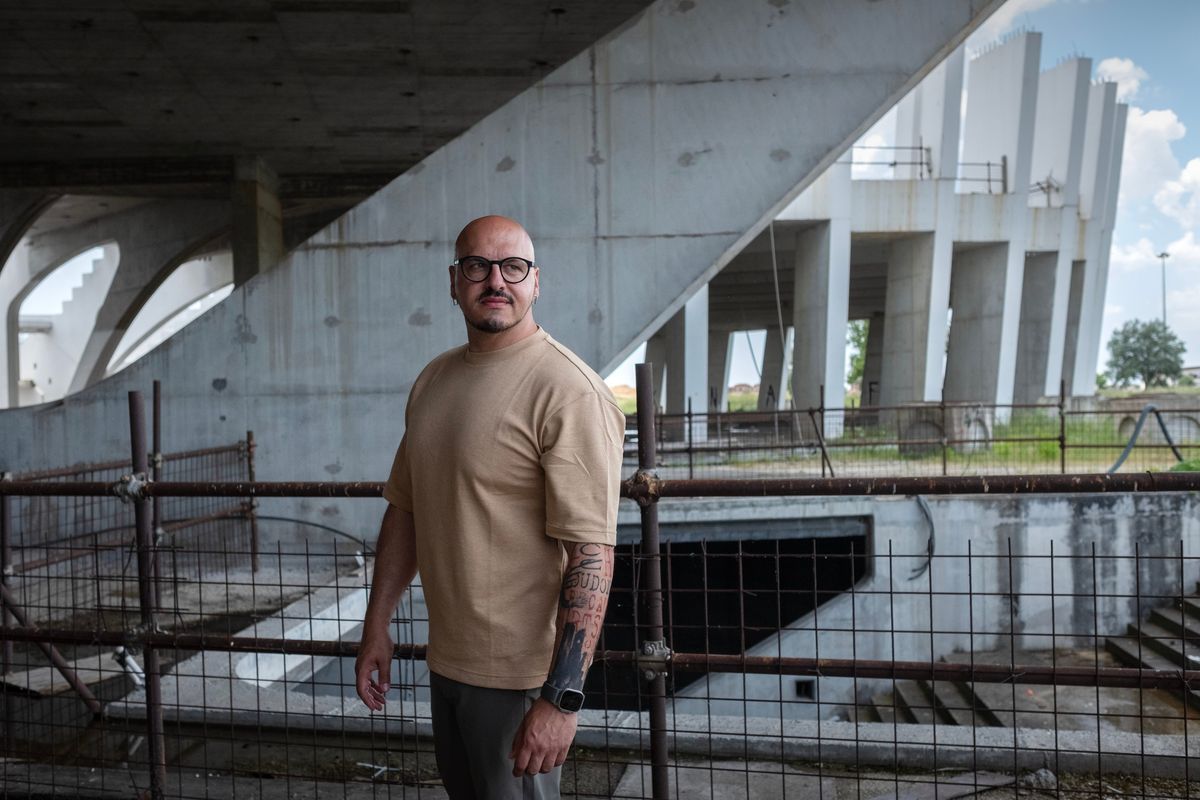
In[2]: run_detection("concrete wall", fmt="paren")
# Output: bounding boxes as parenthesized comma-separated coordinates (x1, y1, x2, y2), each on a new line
(0, 0, 1001, 538)
(665, 491, 1200, 720)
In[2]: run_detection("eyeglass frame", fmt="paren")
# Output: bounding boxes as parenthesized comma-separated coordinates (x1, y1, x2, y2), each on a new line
(451, 255, 536, 284)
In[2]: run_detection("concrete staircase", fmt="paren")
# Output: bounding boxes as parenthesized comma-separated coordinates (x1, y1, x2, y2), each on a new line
(1105, 586, 1200, 711)
(863, 587, 1200, 726)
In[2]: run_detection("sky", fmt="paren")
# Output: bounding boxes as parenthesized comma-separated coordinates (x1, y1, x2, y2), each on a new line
(607, 0, 1200, 389)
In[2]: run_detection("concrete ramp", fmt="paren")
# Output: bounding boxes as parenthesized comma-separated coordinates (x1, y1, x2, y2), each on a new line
(1, 0, 1002, 529)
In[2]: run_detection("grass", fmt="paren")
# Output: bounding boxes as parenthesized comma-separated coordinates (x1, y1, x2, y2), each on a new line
(1171, 458, 1200, 472)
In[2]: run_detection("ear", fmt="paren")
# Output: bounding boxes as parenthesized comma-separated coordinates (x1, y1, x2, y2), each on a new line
(447, 264, 457, 301)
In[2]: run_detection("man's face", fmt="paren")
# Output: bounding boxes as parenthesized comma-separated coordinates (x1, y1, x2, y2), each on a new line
(449, 221, 539, 336)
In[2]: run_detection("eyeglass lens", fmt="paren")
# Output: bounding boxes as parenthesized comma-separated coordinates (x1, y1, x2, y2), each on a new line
(459, 257, 530, 282)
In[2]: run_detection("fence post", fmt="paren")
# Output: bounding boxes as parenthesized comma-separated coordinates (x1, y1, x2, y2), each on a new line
(940, 398, 948, 476)
(246, 431, 260, 573)
(1, 472, 11, 675)
(151, 380, 163, 610)
(686, 396, 694, 480)
(1001, 154, 1009, 195)
(634, 363, 669, 800)
(1058, 380, 1067, 475)
(129, 391, 167, 798)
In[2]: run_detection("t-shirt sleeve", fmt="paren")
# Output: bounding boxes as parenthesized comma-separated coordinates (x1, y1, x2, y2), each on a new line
(382, 433, 413, 513)
(540, 390, 626, 544)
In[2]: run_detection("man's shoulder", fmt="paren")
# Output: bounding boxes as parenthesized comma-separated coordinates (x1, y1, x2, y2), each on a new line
(534, 332, 617, 405)
(410, 344, 466, 398)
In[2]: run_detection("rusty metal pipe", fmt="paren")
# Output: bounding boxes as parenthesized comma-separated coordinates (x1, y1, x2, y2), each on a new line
(128, 391, 166, 798)
(0, 585, 102, 714)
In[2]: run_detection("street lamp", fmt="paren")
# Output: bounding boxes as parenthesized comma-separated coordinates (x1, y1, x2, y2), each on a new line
(1157, 250, 1170, 325)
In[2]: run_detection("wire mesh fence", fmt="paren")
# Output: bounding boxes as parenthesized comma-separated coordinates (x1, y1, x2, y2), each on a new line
(1, 378, 1199, 798)
(626, 403, 1200, 480)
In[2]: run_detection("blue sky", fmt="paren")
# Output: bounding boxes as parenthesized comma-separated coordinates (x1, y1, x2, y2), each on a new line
(998, 0, 1200, 375)
(608, 0, 1200, 388)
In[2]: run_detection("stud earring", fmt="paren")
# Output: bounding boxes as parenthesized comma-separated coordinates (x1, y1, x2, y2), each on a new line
(452, 297, 458, 307)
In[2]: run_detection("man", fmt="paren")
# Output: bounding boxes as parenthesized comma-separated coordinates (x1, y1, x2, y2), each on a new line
(355, 215, 625, 799)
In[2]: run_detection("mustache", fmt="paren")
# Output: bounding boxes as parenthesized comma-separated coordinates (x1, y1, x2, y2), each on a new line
(478, 288, 514, 304)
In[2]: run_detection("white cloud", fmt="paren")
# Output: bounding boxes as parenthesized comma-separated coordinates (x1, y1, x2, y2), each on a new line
(1096, 57, 1149, 102)
(1119, 107, 1186, 203)
(1154, 157, 1200, 229)
(1109, 236, 1159, 272)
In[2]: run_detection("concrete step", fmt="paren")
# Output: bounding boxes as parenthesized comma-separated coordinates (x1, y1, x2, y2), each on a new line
(870, 691, 897, 724)
(1149, 605, 1200, 646)
(920, 680, 1001, 727)
(1125, 622, 1200, 670)
(1105, 634, 1200, 712)
(894, 680, 938, 725)
(1179, 596, 1200, 622)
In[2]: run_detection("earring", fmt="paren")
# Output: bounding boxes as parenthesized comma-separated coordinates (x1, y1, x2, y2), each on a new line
(452, 297, 458, 307)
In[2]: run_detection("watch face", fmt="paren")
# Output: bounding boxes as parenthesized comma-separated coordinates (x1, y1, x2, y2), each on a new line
(560, 689, 585, 712)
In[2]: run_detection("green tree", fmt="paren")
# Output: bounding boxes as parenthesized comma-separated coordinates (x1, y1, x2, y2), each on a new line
(1105, 319, 1186, 388)
(846, 319, 869, 387)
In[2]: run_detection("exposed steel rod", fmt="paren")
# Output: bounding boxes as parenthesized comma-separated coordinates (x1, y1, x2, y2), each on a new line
(0, 587, 103, 714)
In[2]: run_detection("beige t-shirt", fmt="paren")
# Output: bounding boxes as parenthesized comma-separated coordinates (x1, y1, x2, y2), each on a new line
(383, 328, 626, 690)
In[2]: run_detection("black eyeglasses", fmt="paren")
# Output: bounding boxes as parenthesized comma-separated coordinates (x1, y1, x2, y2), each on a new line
(452, 256, 535, 283)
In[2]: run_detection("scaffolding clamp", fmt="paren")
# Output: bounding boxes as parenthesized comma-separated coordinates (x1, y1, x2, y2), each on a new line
(638, 639, 672, 680)
(626, 469, 661, 507)
(111, 473, 150, 504)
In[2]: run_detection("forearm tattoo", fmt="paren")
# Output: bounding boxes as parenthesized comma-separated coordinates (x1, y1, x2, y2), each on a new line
(548, 541, 614, 692)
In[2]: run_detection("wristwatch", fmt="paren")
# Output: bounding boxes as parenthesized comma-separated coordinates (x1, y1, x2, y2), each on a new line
(540, 681, 585, 713)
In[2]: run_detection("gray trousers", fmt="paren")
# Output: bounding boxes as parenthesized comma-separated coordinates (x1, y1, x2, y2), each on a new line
(429, 671, 561, 800)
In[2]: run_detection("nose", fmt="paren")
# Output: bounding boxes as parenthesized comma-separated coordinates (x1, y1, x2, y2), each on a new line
(483, 262, 507, 290)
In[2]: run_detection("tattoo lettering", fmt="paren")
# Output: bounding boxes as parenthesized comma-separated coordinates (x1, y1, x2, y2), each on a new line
(549, 541, 614, 691)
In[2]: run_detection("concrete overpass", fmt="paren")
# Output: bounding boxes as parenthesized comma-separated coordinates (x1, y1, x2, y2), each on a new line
(0, 0, 1003, 536)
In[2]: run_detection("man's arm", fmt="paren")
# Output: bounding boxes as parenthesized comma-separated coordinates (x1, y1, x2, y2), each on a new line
(510, 540, 614, 776)
(354, 503, 418, 710)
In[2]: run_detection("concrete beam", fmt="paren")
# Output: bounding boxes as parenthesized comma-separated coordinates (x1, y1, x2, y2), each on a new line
(232, 158, 284, 287)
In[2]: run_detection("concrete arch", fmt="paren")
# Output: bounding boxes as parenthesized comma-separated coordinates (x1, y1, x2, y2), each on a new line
(9, 198, 230, 403)
(7, 241, 121, 406)
(0, 192, 62, 407)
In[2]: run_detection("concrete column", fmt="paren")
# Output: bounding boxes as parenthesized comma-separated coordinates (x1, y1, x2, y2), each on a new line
(1013, 253, 1058, 404)
(944, 243, 1008, 403)
(1070, 83, 1119, 395)
(707, 328, 733, 411)
(757, 329, 788, 411)
(861, 313, 885, 407)
(1028, 58, 1090, 398)
(1060, 260, 1086, 388)
(790, 218, 850, 430)
(791, 160, 850, 435)
(880, 233, 938, 406)
(232, 157, 284, 287)
(644, 331, 668, 411)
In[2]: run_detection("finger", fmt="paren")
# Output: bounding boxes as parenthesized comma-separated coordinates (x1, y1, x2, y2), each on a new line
(511, 742, 532, 777)
(554, 744, 570, 767)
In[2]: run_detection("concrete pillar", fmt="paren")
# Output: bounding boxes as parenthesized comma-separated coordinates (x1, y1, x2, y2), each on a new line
(790, 161, 850, 430)
(861, 312, 885, 407)
(231, 157, 284, 287)
(1033, 58, 1091, 396)
(961, 33, 1042, 408)
(707, 328, 733, 411)
(1060, 260, 1086, 388)
(944, 243, 1008, 403)
(1013, 253, 1057, 404)
(662, 285, 708, 432)
(880, 233, 938, 406)
(1070, 82, 1119, 395)
(757, 329, 788, 411)
(644, 331, 668, 412)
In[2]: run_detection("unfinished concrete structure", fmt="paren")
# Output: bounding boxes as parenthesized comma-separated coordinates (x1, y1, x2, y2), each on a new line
(656, 32, 1126, 417)
(0, 1, 1002, 535)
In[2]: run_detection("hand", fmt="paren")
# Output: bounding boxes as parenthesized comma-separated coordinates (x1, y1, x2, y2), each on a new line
(509, 698, 578, 776)
(354, 628, 394, 711)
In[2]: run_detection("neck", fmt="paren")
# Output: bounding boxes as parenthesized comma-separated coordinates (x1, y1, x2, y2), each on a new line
(464, 315, 539, 353)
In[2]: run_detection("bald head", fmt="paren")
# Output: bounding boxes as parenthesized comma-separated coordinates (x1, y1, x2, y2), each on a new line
(454, 215, 535, 262)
